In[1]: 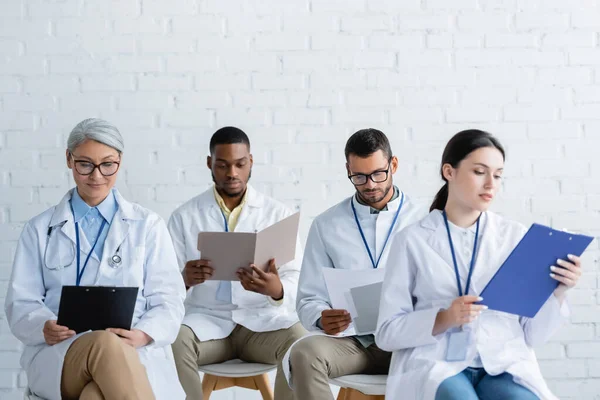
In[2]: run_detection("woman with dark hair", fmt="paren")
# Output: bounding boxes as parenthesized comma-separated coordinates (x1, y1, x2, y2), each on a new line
(375, 130, 582, 400)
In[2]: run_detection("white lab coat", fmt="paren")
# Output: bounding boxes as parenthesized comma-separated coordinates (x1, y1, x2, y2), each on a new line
(5, 188, 186, 400)
(296, 191, 425, 332)
(376, 210, 569, 400)
(167, 185, 302, 342)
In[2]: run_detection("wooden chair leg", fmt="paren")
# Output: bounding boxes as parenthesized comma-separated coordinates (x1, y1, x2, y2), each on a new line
(337, 387, 349, 400)
(341, 388, 385, 400)
(201, 373, 219, 400)
(253, 373, 274, 400)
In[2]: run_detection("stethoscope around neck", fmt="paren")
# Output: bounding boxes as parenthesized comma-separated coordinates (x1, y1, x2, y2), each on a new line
(43, 222, 123, 270)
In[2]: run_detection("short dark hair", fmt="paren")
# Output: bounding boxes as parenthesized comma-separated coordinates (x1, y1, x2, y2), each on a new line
(344, 128, 392, 160)
(209, 126, 251, 155)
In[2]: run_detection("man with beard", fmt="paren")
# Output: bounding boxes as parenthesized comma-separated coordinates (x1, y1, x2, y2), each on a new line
(168, 126, 305, 400)
(290, 128, 425, 399)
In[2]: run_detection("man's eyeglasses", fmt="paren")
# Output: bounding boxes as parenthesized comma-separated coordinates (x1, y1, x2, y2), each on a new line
(348, 162, 391, 186)
(70, 153, 120, 176)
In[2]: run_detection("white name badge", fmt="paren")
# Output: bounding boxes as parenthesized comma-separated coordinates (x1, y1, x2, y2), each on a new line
(445, 329, 470, 362)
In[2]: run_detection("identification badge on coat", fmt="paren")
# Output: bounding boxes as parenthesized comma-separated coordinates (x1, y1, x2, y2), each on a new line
(445, 329, 470, 362)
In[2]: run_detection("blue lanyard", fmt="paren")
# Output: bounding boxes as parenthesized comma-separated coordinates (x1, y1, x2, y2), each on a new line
(442, 210, 480, 297)
(221, 210, 229, 232)
(73, 218, 107, 286)
(351, 192, 404, 269)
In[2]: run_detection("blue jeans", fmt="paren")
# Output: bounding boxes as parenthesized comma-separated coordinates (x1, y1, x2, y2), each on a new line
(435, 368, 539, 400)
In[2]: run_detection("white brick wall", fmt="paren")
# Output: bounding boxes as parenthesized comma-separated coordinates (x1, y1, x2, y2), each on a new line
(1, 0, 600, 399)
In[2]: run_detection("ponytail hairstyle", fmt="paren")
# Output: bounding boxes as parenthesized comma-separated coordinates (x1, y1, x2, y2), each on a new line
(429, 129, 505, 212)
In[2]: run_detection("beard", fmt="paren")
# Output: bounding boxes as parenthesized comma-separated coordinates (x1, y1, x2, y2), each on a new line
(356, 179, 393, 206)
(212, 169, 252, 198)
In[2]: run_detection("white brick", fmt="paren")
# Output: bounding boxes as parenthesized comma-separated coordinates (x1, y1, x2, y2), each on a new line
(457, 13, 511, 32)
(81, 75, 135, 92)
(282, 14, 337, 33)
(282, 53, 339, 72)
(477, 67, 536, 86)
(419, 68, 476, 86)
(0, 39, 20, 57)
(234, 91, 288, 107)
(24, 37, 81, 55)
(454, 33, 484, 48)
(296, 128, 349, 144)
(340, 16, 393, 32)
(271, 144, 327, 165)
(528, 122, 582, 139)
(459, 88, 515, 105)
(53, 18, 111, 37)
(81, 0, 139, 16)
(311, 34, 364, 51)
(571, 11, 600, 29)
(516, 13, 570, 30)
(0, 19, 50, 38)
(171, 15, 223, 34)
(534, 342, 565, 360)
(0, 112, 35, 130)
(504, 104, 557, 121)
(342, 52, 395, 69)
(201, 0, 243, 14)
(332, 108, 386, 124)
(174, 92, 230, 108)
(99, 111, 156, 128)
(369, 33, 425, 50)
(533, 159, 589, 178)
(9, 203, 53, 222)
(138, 75, 191, 91)
(80, 37, 136, 54)
(243, 0, 309, 14)
(23, 76, 78, 94)
(426, 34, 452, 49)
(195, 73, 250, 90)
(227, 15, 279, 34)
(214, 108, 269, 127)
(311, 0, 365, 13)
(552, 324, 596, 342)
(166, 55, 219, 72)
(367, 70, 418, 88)
(568, 341, 600, 357)
(367, 0, 421, 12)
(456, 50, 511, 67)
(446, 106, 500, 123)
(399, 50, 451, 68)
(26, 0, 79, 17)
(59, 94, 113, 110)
(125, 166, 179, 185)
(273, 109, 328, 125)
(0, 56, 45, 75)
(197, 37, 249, 52)
(108, 56, 162, 73)
(345, 90, 397, 106)
(532, 195, 586, 213)
(503, 178, 559, 196)
(117, 93, 172, 110)
(485, 34, 538, 48)
(255, 34, 308, 51)
(114, 17, 165, 34)
(0, 187, 33, 205)
(540, 360, 587, 378)
(139, 36, 195, 54)
(570, 49, 600, 66)
(287, 90, 340, 107)
(48, 56, 107, 74)
(562, 105, 600, 120)
(2, 94, 55, 112)
(0, 2, 24, 17)
(253, 74, 305, 90)
(9, 169, 67, 188)
(143, 0, 196, 15)
(479, 0, 517, 9)
(4, 131, 59, 149)
(575, 86, 600, 104)
(390, 107, 444, 124)
(0, 77, 20, 93)
(160, 110, 211, 128)
(518, 87, 571, 105)
(564, 140, 600, 160)
(543, 32, 597, 48)
(398, 15, 452, 31)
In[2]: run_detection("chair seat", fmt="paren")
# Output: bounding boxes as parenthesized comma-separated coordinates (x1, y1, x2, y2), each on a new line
(198, 359, 277, 378)
(329, 374, 387, 395)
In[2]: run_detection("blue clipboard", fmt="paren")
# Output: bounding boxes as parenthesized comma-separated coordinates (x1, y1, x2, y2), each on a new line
(479, 224, 594, 318)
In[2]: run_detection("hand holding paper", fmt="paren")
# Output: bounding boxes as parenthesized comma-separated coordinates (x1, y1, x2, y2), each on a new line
(182, 259, 214, 288)
(237, 258, 284, 300)
(320, 309, 352, 335)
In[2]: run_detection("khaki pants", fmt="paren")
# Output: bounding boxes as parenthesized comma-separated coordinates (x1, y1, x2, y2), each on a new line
(289, 335, 391, 400)
(60, 331, 155, 400)
(172, 323, 306, 400)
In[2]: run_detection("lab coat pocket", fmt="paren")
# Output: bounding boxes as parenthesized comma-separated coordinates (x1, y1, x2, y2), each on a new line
(123, 245, 145, 287)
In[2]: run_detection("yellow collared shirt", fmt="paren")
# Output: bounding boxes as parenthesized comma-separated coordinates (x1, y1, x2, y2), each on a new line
(213, 186, 248, 231)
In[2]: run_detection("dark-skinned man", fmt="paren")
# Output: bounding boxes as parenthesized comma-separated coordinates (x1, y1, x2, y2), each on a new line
(290, 128, 425, 399)
(168, 126, 305, 400)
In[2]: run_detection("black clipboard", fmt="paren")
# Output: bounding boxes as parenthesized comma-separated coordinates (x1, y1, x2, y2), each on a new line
(57, 286, 139, 333)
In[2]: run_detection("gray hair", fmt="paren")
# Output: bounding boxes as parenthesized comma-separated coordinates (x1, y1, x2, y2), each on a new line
(67, 118, 124, 154)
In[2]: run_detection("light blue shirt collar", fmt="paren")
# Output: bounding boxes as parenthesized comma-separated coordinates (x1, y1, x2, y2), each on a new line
(71, 189, 118, 224)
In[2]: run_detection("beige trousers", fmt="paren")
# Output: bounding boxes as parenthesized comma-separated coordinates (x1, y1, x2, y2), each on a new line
(172, 323, 306, 400)
(60, 330, 155, 400)
(289, 335, 391, 400)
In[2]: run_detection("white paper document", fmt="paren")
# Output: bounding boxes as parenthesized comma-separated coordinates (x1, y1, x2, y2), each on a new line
(322, 268, 385, 335)
(197, 212, 300, 281)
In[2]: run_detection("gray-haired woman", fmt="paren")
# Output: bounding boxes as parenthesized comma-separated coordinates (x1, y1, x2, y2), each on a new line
(5, 118, 186, 400)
